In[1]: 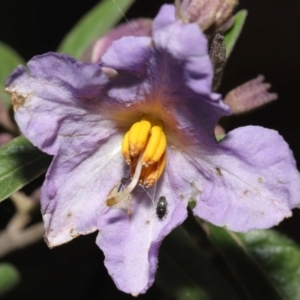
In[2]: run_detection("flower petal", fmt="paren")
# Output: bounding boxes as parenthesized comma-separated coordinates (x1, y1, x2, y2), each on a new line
(101, 4, 230, 147)
(153, 4, 177, 30)
(224, 75, 278, 114)
(96, 157, 188, 295)
(153, 4, 211, 94)
(42, 133, 124, 247)
(84, 18, 152, 63)
(5, 52, 111, 155)
(101, 36, 153, 75)
(170, 126, 300, 231)
(151, 6, 231, 144)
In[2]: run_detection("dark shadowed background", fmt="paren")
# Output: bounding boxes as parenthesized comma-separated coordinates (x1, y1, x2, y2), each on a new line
(0, 0, 300, 299)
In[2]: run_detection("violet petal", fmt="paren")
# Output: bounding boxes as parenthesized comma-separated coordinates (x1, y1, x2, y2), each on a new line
(97, 150, 188, 295)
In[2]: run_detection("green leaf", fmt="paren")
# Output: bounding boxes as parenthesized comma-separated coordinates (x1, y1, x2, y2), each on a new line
(0, 42, 25, 109)
(0, 136, 52, 202)
(224, 10, 248, 58)
(203, 222, 300, 300)
(58, 0, 135, 59)
(0, 263, 20, 296)
(155, 226, 241, 300)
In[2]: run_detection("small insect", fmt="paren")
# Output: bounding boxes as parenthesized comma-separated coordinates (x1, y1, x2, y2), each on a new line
(156, 196, 168, 220)
(118, 177, 129, 192)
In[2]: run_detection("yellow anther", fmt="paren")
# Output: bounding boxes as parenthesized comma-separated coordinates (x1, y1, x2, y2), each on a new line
(140, 152, 167, 187)
(117, 117, 167, 208)
(122, 131, 131, 164)
(147, 131, 166, 165)
(128, 119, 151, 157)
(136, 119, 151, 151)
(128, 122, 141, 156)
(142, 125, 164, 166)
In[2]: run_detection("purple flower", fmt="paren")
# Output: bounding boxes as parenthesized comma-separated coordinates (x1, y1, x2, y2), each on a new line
(82, 18, 153, 63)
(5, 4, 300, 295)
(224, 75, 278, 114)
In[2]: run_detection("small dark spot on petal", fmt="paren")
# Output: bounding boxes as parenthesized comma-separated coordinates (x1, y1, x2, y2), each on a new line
(67, 212, 72, 218)
(243, 189, 249, 195)
(70, 229, 79, 238)
(145, 219, 150, 224)
(257, 177, 263, 184)
(215, 167, 222, 176)
(253, 187, 260, 193)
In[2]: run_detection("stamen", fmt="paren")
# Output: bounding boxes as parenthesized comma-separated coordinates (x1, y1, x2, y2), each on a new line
(118, 117, 167, 202)
(128, 122, 141, 156)
(106, 155, 144, 206)
(146, 131, 166, 166)
(141, 152, 166, 187)
(136, 119, 151, 151)
(142, 125, 163, 166)
(128, 119, 151, 157)
(130, 155, 139, 177)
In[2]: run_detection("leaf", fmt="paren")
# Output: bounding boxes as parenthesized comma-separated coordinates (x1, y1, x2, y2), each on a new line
(224, 10, 248, 58)
(0, 42, 25, 109)
(0, 263, 20, 296)
(155, 226, 241, 300)
(58, 0, 135, 59)
(203, 222, 300, 300)
(0, 136, 52, 202)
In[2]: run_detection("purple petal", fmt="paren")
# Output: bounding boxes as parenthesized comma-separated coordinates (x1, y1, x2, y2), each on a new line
(86, 18, 152, 63)
(101, 4, 230, 147)
(42, 133, 124, 247)
(101, 36, 153, 75)
(97, 151, 188, 295)
(152, 4, 176, 30)
(188, 126, 300, 231)
(5, 53, 112, 155)
(224, 75, 278, 114)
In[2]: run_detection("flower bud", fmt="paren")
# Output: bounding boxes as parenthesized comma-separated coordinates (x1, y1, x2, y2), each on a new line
(81, 19, 152, 63)
(175, 0, 238, 33)
(224, 75, 278, 114)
